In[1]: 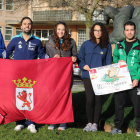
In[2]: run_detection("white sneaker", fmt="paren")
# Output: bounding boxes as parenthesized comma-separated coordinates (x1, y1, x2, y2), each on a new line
(14, 125, 24, 131)
(90, 123, 98, 132)
(27, 124, 37, 133)
(83, 123, 92, 132)
(48, 124, 57, 130)
(58, 123, 66, 130)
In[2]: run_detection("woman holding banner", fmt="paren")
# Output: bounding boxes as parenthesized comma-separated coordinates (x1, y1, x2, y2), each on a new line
(78, 22, 112, 132)
(45, 21, 77, 130)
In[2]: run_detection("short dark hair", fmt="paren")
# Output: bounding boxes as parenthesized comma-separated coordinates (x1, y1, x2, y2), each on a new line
(20, 17, 33, 25)
(124, 21, 136, 30)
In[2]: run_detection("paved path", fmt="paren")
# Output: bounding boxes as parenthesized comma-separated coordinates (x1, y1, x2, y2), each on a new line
(72, 76, 85, 91)
(72, 85, 85, 91)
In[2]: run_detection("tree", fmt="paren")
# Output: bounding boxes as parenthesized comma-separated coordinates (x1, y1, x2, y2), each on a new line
(43, 0, 138, 39)
(45, 0, 108, 39)
(9, 0, 139, 39)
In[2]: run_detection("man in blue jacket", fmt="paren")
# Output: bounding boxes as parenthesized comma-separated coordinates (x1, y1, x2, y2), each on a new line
(0, 31, 5, 55)
(3, 17, 47, 133)
(5, 18, 46, 60)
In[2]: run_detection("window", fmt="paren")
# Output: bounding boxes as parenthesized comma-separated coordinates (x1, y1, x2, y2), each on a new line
(78, 9, 104, 21)
(5, 27, 12, 41)
(6, 0, 14, 11)
(0, 0, 3, 10)
(32, 29, 53, 47)
(77, 29, 86, 51)
(33, 29, 53, 41)
(36, 30, 41, 38)
(33, 10, 72, 21)
(0, 26, 2, 32)
(69, 29, 71, 35)
(16, 28, 22, 35)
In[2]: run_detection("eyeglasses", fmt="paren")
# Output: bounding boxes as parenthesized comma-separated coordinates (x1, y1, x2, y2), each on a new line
(94, 30, 102, 33)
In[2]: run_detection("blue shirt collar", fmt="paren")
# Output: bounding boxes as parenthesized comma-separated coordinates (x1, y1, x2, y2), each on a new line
(20, 32, 33, 38)
(60, 39, 63, 45)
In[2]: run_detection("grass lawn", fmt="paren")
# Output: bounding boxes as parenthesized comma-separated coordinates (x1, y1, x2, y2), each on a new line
(77, 85, 84, 87)
(72, 91, 135, 128)
(0, 123, 139, 140)
(0, 91, 138, 140)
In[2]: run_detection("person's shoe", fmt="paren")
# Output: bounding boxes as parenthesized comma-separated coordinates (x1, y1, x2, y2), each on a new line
(90, 123, 98, 132)
(48, 124, 57, 130)
(14, 125, 24, 131)
(109, 128, 122, 135)
(136, 131, 140, 136)
(58, 123, 66, 130)
(83, 123, 92, 132)
(27, 124, 37, 133)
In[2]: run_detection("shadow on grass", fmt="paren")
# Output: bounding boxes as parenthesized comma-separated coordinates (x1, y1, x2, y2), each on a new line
(71, 91, 135, 131)
(35, 124, 46, 130)
(71, 91, 87, 128)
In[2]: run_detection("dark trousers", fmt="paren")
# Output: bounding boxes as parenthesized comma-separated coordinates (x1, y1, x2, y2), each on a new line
(16, 119, 34, 126)
(114, 83, 140, 131)
(83, 78, 102, 124)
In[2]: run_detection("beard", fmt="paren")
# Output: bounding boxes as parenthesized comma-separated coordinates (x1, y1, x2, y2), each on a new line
(126, 35, 135, 40)
(23, 29, 32, 35)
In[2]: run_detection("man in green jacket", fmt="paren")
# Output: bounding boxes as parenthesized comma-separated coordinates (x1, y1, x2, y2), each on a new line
(110, 21, 140, 136)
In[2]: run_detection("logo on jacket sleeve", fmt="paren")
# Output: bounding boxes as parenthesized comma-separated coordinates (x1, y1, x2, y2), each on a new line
(13, 77, 36, 111)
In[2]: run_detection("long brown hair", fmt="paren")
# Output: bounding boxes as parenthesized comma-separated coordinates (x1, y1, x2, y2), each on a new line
(90, 22, 109, 49)
(53, 21, 70, 51)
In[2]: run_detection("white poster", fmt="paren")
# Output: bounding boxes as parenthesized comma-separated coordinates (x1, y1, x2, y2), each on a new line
(89, 62, 133, 95)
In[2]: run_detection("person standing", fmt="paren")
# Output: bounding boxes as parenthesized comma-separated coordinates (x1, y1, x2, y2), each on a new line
(109, 21, 140, 136)
(3, 17, 46, 133)
(0, 31, 5, 55)
(78, 22, 112, 132)
(45, 21, 77, 130)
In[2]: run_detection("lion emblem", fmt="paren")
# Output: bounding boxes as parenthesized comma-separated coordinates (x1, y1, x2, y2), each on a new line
(17, 90, 32, 110)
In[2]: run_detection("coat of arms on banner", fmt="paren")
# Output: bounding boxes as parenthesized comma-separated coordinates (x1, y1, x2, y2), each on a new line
(13, 77, 36, 111)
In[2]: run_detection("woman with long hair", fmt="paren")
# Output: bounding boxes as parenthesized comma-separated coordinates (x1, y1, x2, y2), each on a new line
(45, 21, 77, 130)
(78, 22, 112, 132)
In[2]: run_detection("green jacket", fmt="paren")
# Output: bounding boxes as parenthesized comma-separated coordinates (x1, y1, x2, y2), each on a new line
(113, 39, 140, 81)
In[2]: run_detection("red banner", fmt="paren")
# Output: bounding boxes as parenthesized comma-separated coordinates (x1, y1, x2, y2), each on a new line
(0, 57, 74, 124)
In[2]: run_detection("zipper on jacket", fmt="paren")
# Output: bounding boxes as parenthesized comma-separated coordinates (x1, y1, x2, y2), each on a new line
(89, 43, 99, 66)
(26, 41, 28, 60)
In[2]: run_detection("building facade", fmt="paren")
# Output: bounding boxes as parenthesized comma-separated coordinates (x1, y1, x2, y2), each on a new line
(0, 0, 113, 51)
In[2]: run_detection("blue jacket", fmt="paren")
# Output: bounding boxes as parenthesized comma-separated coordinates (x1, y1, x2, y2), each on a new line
(0, 31, 5, 54)
(78, 40, 112, 79)
(5, 32, 46, 60)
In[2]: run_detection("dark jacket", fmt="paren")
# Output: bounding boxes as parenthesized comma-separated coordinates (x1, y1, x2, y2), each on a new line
(78, 40, 112, 79)
(45, 35, 77, 57)
(5, 32, 46, 60)
(0, 31, 5, 54)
